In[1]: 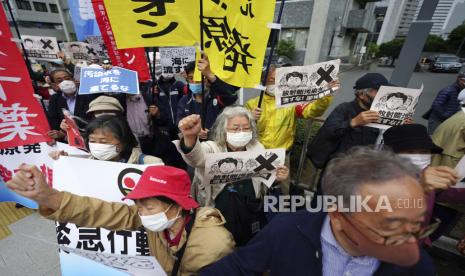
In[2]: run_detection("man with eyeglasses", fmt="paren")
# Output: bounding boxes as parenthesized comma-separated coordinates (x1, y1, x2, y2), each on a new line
(201, 147, 435, 276)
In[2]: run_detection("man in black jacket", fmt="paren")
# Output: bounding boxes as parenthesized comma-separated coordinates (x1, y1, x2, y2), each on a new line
(308, 73, 388, 169)
(46, 69, 94, 140)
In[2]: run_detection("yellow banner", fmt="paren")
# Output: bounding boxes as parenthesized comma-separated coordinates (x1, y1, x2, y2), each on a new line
(103, 0, 199, 48)
(202, 0, 276, 88)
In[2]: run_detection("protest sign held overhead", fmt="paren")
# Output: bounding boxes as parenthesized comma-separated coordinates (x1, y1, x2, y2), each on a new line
(201, 0, 276, 88)
(92, 0, 151, 82)
(102, 0, 199, 48)
(79, 66, 139, 95)
(21, 35, 60, 60)
(367, 85, 423, 129)
(205, 148, 285, 188)
(86, 35, 108, 58)
(159, 47, 195, 75)
(63, 42, 98, 62)
(275, 60, 341, 108)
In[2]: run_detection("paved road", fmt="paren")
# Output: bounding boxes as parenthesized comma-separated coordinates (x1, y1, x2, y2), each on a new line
(243, 65, 461, 125)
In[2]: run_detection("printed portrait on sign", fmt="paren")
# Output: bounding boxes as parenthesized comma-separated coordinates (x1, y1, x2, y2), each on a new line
(278, 71, 309, 89)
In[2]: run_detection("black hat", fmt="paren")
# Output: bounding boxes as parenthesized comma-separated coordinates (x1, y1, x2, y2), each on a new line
(383, 124, 443, 154)
(353, 73, 389, 90)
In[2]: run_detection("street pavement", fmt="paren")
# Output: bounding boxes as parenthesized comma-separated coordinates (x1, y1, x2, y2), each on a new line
(1, 65, 464, 275)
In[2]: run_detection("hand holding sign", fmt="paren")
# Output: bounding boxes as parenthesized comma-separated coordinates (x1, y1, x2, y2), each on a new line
(276, 166, 290, 182)
(6, 164, 62, 210)
(420, 166, 459, 192)
(198, 52, 216, 82)
(350, 110, 380, 128)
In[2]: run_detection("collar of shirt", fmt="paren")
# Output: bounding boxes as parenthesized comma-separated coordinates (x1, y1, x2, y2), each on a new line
(163, 215, 191, 247)
(62, 92, 76, 100)
(127, 95, 142, 102)
(320, 215, 380, 276)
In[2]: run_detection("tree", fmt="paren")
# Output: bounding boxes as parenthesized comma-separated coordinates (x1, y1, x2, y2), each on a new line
(423, 35, 447, 52)
(446, 22, 465, 56)
(367, 42, 379, 58)
(277, 39, 295, 59)
(378, 38, 404, 65)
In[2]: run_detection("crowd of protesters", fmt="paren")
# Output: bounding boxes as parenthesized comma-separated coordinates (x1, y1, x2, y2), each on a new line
(6, 47, 465, 276)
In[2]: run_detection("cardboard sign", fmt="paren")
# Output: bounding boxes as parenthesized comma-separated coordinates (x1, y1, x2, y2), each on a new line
(63, 42, 98, 62)
(204, 148, 285, 188)
(79, 66, 139, 94)
(22, 35, 60, 60)
(367, 85, 423, 129)
(159, 47, 195, 74)
(275, 60, 340, 107)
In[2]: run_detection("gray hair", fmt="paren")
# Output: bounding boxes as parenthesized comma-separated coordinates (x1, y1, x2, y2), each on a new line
(322, 146, 420, 210)
(210, 105, 258, 147)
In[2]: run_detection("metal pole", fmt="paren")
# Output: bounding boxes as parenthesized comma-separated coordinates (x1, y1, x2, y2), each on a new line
(55, 0, 70, 41)
(200, 0, 206, 128)
(257, 0, 286, 108)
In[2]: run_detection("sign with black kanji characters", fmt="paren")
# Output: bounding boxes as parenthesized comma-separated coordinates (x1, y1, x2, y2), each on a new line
(63, 41, 98, 62)
(204, 148, 285, 187)
(21, 35, 60, 61)
(53, 156, 164, 259)
(367, 85, 423, 129)
(159, 47, 195, 75)
(274, 60, 341, 108)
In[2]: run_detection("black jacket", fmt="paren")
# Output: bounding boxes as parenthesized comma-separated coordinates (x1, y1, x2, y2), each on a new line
(47, 92, 94, 130)
(201, 211, 435, 276)
(308, 100, 379, 168)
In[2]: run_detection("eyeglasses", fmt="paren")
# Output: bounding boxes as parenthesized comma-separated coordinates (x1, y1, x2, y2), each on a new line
(227, 126, 252, 133)
(342, 213, 440, 246)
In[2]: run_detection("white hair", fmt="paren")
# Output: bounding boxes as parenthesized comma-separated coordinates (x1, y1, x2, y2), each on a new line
(210, 105, 258, 147)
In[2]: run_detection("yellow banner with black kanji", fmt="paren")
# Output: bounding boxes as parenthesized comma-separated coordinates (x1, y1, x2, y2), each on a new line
(103, 0, 199, 48)
(202, 0, 276, 88)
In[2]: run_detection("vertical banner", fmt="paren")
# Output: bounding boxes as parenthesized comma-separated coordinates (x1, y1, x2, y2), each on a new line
(67, 0, 101, 41)
(91, 0, 150, 82)
(0, 4, 12, 39)
(159, 47, 196, 75)
(21, 35, 60, 60)
(0, 34, 51, 149)
(102, 0, 199, 48)
(201, 0, 277, 88)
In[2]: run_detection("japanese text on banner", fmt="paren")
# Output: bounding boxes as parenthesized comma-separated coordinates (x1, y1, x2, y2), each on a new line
(103, 0, 199, 48)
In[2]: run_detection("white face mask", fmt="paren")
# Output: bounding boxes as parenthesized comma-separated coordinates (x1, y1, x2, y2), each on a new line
(226, 131, 253, 148)
(139, 205, 181, 232)
(88, 142, 119, 161)
(162, 73, 174, 79)
(398, 153, 432, 170)
(59, 80, 77, 94)
(266, 84, 276, 96)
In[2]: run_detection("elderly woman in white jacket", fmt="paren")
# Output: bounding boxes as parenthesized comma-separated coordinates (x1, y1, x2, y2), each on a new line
(176, 106, 289, 245)
(176, 106, 289, 205)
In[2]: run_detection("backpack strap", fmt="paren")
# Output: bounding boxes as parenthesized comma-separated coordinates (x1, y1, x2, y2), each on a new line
(171, 210, 196, 276)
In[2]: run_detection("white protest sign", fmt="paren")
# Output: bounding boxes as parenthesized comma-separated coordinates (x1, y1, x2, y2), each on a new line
(159, 47, 196, 75)
(275, 59, 340, 108)
(454, 156, 465, 188)
(53, 156, 162, 255)
(61, 246, 167, 276)
(367, 85, 423, 130)
(204, 149, 286, 188)
(87, 35, 108, 58)
(63, 42, 97, 61)
(22, 35, 60, 60)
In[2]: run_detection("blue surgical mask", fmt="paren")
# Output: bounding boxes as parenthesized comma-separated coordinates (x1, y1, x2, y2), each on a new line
(189, 83, 202, 95)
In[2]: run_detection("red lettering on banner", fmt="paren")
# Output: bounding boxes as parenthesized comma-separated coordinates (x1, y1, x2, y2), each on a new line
(91, 0, 150, 82)
(0, 7, 51, 149)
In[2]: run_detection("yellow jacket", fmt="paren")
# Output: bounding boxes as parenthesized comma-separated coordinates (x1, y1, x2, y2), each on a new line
(40, 192, 235, 276)
(245, 94, 333, 150)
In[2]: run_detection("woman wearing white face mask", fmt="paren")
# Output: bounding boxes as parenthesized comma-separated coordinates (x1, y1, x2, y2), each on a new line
(50, 115, 163, 165)
(176, 106, 290, 245)
(7, 165, 234, 276)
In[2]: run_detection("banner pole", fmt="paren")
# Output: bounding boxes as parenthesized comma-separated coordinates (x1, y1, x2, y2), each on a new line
(257, 0, 286, 108)
(200, 0, 206, 129)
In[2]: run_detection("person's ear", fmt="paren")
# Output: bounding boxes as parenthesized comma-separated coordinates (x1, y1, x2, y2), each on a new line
(328, 211, 344, 232)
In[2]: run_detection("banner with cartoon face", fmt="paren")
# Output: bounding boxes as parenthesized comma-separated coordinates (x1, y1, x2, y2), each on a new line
(204, 148, 285, 188)
(274, 59, 340, 108)
(367, 85, 423, 129)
